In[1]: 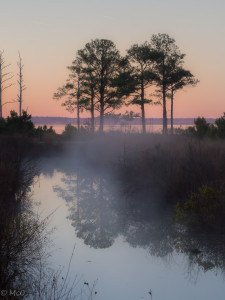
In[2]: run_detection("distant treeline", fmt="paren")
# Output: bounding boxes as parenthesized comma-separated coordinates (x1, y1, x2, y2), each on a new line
(0, 110, 225, 139)
(31, 116, 216, 126)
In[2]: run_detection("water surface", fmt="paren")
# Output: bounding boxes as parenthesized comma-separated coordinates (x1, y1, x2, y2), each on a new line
(31, 152, 225, 300)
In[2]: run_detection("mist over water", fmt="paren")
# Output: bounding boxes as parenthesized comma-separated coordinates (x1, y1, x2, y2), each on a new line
(31, 133, 225, 300)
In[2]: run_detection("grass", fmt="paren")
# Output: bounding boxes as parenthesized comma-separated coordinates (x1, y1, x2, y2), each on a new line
(62, 132, 225, 231)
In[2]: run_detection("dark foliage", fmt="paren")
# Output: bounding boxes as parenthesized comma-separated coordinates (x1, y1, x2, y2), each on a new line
(0, 110, 34, 135)
(176, 113, 225, 138)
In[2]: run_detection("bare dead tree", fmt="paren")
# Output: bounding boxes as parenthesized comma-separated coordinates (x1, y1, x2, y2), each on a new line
(17, 52, 26, 116)
(0, 50, 14, 118)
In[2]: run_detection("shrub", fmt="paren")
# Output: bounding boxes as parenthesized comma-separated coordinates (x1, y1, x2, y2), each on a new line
(194, 117, 210, 138)
(34, 125, 57, 138)
(5, 110, 35, 135)
(215, 112, 225, 138)
(174, 185, 225, 231)
(178, 113, 225, 139)
(0, 118, 6, 133)
(62, 124, 78, 139)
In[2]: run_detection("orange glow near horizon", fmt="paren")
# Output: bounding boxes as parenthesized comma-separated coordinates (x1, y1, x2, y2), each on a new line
(1, 0, 224, 120)
(2, 72, 224, 120)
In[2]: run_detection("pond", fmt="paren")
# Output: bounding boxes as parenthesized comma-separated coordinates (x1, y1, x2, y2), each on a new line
(31, 145, 225, 300)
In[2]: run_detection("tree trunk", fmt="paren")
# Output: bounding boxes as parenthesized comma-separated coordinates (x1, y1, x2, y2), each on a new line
(171, 89, 174, 135)
(162, 84, 167, 135)
(0, 87, 2, 119)
(19, 85, 22, 117)
(91, 89, 95, 133)
(18, 55, 22, 117)
(162, 57, 167, 135)
(141, 69, 146, 134)
(77, 76, 80, 130)
(19, 92, 22, 117)
(0, 61, 2, 118)
(99, 101, 104, 133)
(99, 85, 104, 132)
(141, 102, 146, 134)
(77, 100, 80, 130)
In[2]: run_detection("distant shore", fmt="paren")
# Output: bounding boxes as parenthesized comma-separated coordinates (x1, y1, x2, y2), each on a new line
(32, 116, 216, 126)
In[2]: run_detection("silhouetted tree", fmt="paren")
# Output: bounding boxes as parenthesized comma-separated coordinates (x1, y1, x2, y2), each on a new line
(150, 34, 185, 134)
(17, 52, 26, 117)
(0, 51, 14, 118)
(77, 39, 122, 132)
(76, 50, 99, 132)
(168, 67, 199, 134)
(54, 58, 86, 130)
(125, 43, 158, 133)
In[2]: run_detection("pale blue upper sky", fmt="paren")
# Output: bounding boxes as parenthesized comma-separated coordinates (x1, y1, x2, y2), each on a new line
(1, 0, 225, 117)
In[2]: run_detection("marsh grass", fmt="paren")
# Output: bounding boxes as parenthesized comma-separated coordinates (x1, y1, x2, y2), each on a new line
(113, 135, 225, 202)
(65, 132, 225, 231)
(61, 132, 225, 202)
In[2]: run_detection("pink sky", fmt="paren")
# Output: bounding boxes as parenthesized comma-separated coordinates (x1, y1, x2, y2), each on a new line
(1, 0, 224, 119)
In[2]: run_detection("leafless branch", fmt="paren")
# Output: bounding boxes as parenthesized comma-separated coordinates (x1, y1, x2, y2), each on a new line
(2, 83, 14, 91)
(0, 50, 14, 117)
(2, 100, 17, 106)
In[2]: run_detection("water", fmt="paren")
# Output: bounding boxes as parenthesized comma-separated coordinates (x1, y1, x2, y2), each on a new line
(36, 124, 190, 134)
(31, 149, 225, 300)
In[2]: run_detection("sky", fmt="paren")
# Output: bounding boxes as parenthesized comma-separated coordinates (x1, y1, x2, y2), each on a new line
(0, 0, 224, 119)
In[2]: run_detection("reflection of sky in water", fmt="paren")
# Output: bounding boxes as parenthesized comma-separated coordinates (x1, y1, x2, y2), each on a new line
(31, 159, 225, 300)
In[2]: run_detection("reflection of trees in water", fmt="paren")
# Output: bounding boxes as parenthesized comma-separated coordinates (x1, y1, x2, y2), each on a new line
(72, 175, 119, 248)
(51, 156, 225, 278)
(173, 226, 225, 280)
(123, 217, 174, 258)
(52, 159, 176, 257)
(54, 166, 122, 249)
(124, 211, 225, 279)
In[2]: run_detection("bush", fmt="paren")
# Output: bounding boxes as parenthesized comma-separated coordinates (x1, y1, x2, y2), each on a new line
(174, 185, 225, 231)
(5, 110, 35, 135)
(0, 118, 6, 133)
(178, 113, 225, 139)
(0, 135, 37, 208)
(34, 125, 57, 139)
(62, 124, 78, 139)
(194, 117, 210, 137)
(215, 112, 225, 138)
